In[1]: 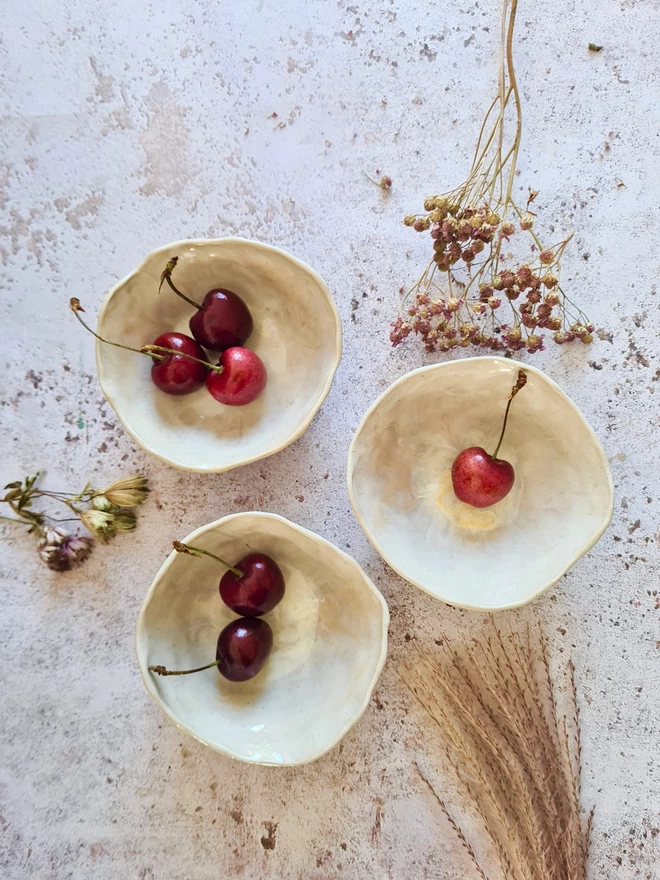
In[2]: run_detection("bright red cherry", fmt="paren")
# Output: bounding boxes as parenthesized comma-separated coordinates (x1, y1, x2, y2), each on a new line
(189, 289, 253, 351)
(451, 370, 528, 508)
(215, 618, 273, 682)
(219, 554, 285, 617)
(206, 347, 267, 406)
(159, 257, 253, 351)
(150, 332, 208, 395)
(451, 447, 515, 507)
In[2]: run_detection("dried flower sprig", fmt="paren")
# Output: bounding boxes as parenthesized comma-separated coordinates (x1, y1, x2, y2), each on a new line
(400, 623, 593, 879)
(1, 473, 149, 571)
(391, 0, 593, 356)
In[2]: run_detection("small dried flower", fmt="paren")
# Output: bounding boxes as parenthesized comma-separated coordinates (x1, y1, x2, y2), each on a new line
(500, 269, 516, 289)
(501, 221, 515, 236)
(434, 196, 448, 211)
(413, 217, 430, 232)
(542, 272, 558, 288)
(536, 303, 552, 320)
(505, 327, 521, 344)
(526, 290, 541, 304)
(526, 333, 544, 352)
(486, 211, 500, 226)
(424, 197, 436, 212)
(581, 333, 594, 344)
(539, 249, 554, 265)
(546, 316, 562, 331)
(429, 208, 445, 223)
(403, 215, 417, 227)
(488, 296, 502, 309)
(114, 511, 137, 532)
(462, 247, 476, 263)
(79, 509, 117, 543)
(471, 239, 485, 254)
(516, 264, 533, 285)
(520, 214, 534, 230)
(446, 298, 461, 313)
(92, 494, 115, 512)
(379, 176, 392, 190)
(545, 291, 560, 306)
(38, 527, 94, 572)
(521, 314, 538, 328)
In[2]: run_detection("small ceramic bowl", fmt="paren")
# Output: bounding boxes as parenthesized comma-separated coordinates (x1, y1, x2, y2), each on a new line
(136, 512, 389, 765)
(96, 239, 342, 472)
(347, 357, 613, 610)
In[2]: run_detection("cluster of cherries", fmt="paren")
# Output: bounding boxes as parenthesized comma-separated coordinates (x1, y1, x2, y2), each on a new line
(149, 542, 285, 683)
(72, 257, 267, 407)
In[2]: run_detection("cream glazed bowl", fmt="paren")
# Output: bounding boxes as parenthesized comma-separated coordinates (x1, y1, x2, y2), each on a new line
(96, 238, 342, 472)
(136, 512, 389, 765)
(347, 357, 613, 610)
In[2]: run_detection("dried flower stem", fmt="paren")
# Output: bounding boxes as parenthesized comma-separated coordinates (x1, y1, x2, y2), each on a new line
(391, 0, 593, 355)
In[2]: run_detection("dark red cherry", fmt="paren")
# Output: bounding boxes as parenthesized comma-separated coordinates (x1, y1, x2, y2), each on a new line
(206, 347, 267, 406)
(150, 332, 208, 395)
(219, 554, 285, 617)
(216, 618, 273, 682)
(189, 289, 253, 351)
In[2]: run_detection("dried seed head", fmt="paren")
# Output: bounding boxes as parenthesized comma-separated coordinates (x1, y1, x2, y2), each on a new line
(486, 211, 500, 226)
(542, 272, 558, 288)
(539, 249, 554, 265)
(413, 217, 430, 232)
(424, 197, 436, 212)
(501, 221, 515, 236)
(429, 208, 444, 223)
(404, 214, 417, 227)
(520, 214, 534, 230)
(544, 291, 560, 306)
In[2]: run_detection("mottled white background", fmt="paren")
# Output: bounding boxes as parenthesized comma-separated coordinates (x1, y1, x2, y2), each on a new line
(1, 0, 659, 877)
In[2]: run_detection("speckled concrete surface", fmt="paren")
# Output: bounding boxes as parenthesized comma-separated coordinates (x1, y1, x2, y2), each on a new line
(1, 1, 659, 877)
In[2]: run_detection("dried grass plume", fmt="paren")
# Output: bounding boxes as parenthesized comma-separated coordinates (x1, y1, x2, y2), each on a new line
(401, 623, 593, 879)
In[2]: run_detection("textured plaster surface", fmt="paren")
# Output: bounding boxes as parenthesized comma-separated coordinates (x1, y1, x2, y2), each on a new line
(1, 1, 659, 877)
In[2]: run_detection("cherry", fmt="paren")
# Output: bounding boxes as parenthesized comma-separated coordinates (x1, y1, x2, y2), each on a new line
(148, 617, 273, 683)
(451, 370, 528, 508)
(160, 257, 253, 351)
(173, 542, 285, 617)
(219, 554, 284, 616)
(206, 347, 267, 406)
(215, 618, 273, 682)
(150, 332, 208, 395)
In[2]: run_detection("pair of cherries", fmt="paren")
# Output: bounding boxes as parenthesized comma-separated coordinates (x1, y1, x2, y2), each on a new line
(149, 542, 285, 683)
(153, 257, 267, 406)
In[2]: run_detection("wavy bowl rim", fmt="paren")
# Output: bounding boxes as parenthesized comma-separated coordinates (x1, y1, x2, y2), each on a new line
(96, 237, 343, 473)
(135, 511, 390, 766)
(346, 356, 615, 611)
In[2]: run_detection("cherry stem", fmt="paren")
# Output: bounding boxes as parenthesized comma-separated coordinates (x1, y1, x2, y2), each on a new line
(158, 257, 202, 310)
(491, 369, 527, 459)
(149, 660, 220, 677)
(141, 345, 223, 375)
(70, 299, 223, 373)
(172, 540, 243, 577)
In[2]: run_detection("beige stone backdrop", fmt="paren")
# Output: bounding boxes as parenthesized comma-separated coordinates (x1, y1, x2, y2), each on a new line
(1, 0, 658, 877)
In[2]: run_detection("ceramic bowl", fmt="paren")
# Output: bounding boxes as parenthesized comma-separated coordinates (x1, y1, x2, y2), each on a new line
(136, 513, 389, 765)
(347, 357, 613, 610)
(96, 238, 342, 472)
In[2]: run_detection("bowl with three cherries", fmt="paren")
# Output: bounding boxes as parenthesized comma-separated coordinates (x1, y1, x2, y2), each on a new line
(80, 238, 342, 472)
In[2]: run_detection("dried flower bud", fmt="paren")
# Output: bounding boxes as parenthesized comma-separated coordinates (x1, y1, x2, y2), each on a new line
(469, 215, 484, 231)
(457, 219, 472, 241)
(505, 327, 522, 344)
(429, 208, 445, 223)
(446, 298, 461, 313)
(433, 238, 445, 252)
(517, 264, 533, 285)
(434, 197, 449, 211)
(476, 223, 495, 241)
(544, 291, 560, 306)
(404, 215, 417, 227)
(379, 176, 392, 190)
(413, 217, 430, 232)
(520, 214, 534, 231)
(492, 274, 504, 291)
(500, 269, 516, 289)
(462, 247, 476, 263)
(546, 316, 562, 331)
(542, 272, 558, 288)
(526, 290, 542, 304)
(471, 303, 487, 315)
(501, 221, 515, 236)
(581, 333, 594, 344)
(114, 511, 137, 532)
(526, 334, 543, 352)
(92, 494, 115, 512)
(100, 475, 149, 508)
(488, 296, 502, 309)
(430, 223, 442, 240)
(471, 239, 485, 254)
(522, 314, 538, 328)
(529, 274, 542, 289)
(537, 303, 552, 320)
(448, 241, 462, 258)
(80, 509, 117, 542)
(424, 197, 436, 211)
(539, 249, 554, 265)
(486, 211, 501, 226)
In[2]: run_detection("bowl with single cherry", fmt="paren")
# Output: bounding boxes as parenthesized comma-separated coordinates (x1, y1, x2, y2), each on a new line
(136, 512, 389, 765)
(77, 238, 342, 472)
(347, 357, 613, 610)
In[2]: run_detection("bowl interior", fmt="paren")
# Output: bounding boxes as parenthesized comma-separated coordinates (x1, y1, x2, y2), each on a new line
(348, 358, 613, 609)
(137, 514, 388, 765)
(98, 240, 341, 471)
